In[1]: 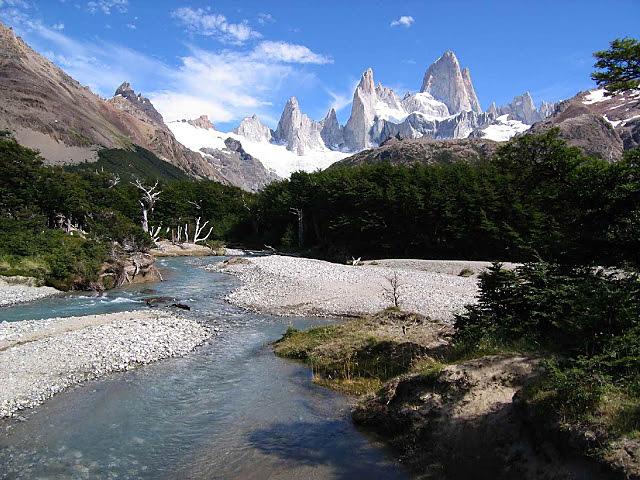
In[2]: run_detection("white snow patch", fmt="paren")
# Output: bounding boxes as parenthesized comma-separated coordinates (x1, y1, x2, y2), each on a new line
(479, 114, 531, 142)
(603, 115, 623, 128)
(374, 100, 409, 123)
(583, 89, 608, 105)
(169, 121, 349, 179)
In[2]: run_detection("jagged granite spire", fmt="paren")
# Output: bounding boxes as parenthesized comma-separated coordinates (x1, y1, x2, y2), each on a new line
(274, 97, 325, 155)
(320, 108, 345, 150)
(344, 68, 379, 150)
(461, 67, 481, 113)
(498, 92, 556, 125)
(420, 51, 482, 114)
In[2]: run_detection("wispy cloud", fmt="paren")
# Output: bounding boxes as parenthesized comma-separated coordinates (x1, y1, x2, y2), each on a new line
(257, 13, 274, 25)
(0, 0, 30, 7)
(0, 0, 32, 25)
(390, 15, 414, 28)
(171, 6, 261, 44)
(86, 0, 128, 15)
(253, 41, 332, 65)
(323, 77, 360, 117)
(52, 22, 65, 30)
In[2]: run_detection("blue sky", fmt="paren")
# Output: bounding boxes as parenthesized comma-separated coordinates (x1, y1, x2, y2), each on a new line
(2, 0, 639, 130)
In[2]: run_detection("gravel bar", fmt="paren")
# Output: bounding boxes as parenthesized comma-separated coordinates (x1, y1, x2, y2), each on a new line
(214, 255, 512, 321)
(0, 283, 59, 308)
(0, 310, 210, 418)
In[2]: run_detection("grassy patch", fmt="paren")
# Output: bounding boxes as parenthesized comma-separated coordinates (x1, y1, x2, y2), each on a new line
(274, 311, 442, 396)
(410, 357, 445, 378)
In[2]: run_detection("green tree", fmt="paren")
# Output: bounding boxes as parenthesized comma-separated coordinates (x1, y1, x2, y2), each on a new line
(592, 37, 640, 93)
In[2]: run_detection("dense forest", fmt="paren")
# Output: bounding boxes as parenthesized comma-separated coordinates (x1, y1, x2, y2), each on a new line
(2, 128, 639, 289)
(254, 130, 640, 268)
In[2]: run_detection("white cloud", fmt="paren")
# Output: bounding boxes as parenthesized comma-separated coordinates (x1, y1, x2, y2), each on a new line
(171, 7, 261, 44)
(253, 41, 332, 65)
(150, 45, 310, 124)
(87, 0, 128, 14)
(52, 22, 65, 30)
(126, 22, 136, 29)
(390, 15, 415, 27)
(257, 13, 274, 24)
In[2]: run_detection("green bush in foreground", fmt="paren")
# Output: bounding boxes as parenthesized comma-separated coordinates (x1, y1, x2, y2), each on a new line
(454, 262, 640, 435)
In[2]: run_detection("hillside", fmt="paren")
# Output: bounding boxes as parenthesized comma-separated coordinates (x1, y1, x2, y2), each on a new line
(67, 146, 189, 182)
(0, 23, 226, 184)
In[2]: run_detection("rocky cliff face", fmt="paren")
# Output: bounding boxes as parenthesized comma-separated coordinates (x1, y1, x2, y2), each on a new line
(320, 108, 345, 150)
(200, 137, 279, 192)
(344, 69, 379, 151)
(420, 51, 482, 114)
(233, 115, 273, 143)
(106, 84, 227, 182)
(274, 97, 326, 155)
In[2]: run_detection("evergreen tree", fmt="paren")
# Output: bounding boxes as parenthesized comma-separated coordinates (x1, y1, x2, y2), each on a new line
(592, 37, 640, 93)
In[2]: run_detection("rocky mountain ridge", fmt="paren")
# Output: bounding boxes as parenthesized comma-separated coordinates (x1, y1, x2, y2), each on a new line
(230, 50, 556, 158)
(528, 88, 640, 161)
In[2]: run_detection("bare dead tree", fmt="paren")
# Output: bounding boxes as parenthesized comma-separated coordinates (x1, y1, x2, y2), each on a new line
(193, 217, 214, 244)
(290, 207, 303, 247)
(383, 271, 403, 309)
(351, 257, 362, 266)
(241, 195, 251, 213)
(131, 179, 161, 233)
(148, 224, 163, 244)
(108, 173, 120, 188)
(187, 200, 202, 211)
(55, 213, 86, 237)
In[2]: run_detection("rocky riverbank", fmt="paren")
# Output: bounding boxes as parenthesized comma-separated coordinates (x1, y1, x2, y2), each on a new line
(214, 255, 513, 321)
(0, 310, 210, 418)
(151, 240, 220, 257)
(0, 276, 59, 308)
(274, 311, 629, 479)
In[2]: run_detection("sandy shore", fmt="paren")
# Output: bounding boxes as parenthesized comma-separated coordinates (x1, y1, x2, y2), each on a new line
(0, 310, 210, 418)
(214, 256, 514, 321)
(0, 280, 59, 308)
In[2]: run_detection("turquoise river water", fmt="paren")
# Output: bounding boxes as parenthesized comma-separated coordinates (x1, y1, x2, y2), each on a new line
(0, 256, 408, 479)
